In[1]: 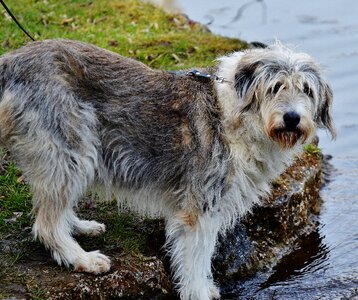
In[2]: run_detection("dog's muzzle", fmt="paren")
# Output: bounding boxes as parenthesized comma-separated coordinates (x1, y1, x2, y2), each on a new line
(267, 111, 308, 149)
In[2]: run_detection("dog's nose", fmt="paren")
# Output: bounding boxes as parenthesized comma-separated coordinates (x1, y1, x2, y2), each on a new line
(283, 111, 300, 130)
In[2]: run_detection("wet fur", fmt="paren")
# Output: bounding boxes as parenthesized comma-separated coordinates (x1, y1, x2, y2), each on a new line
(0, 40, 334, 300)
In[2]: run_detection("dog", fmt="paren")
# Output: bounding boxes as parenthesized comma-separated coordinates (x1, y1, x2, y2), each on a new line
(0, 40, 335, 300)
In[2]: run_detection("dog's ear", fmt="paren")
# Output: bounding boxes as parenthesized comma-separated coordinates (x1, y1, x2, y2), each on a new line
(234, 61, 262, 112)
(317, 82, 336, 139)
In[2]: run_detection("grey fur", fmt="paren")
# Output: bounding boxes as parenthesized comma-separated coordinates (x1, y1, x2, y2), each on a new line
(0, 39, 334, 300)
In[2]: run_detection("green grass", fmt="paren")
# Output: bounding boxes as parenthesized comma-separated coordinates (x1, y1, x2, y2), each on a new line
(76, 200, 148, 253)
(0, 0, 246, 69)
(0, 156, 32, 236)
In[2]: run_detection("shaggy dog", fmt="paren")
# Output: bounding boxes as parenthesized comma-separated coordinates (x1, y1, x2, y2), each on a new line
(0, 40, 335, 299)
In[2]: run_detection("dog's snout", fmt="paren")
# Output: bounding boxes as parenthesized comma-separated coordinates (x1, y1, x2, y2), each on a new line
(283, 111, 300, 130)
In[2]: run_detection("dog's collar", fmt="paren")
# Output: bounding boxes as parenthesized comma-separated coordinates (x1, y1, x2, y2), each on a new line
(169, 69, 231, 84)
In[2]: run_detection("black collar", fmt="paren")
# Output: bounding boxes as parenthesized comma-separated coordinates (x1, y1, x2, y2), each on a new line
(169, 69, 231, 84)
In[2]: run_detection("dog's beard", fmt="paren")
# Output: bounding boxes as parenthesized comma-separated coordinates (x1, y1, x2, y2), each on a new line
(269, 127, 305, 149)
(266, 115, 314, 149)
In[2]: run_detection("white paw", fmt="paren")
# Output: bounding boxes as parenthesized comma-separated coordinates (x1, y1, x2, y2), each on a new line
(75, 220, 106, 236)
(74, 250, 111, 274)
(209, 284, 221, 299)
(179, 284, 220, 300)
(180, 281, 221, 300)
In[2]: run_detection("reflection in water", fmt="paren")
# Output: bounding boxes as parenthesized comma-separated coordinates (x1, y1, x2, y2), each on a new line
(220, 230, 331, 298)
(260, 230, 329, 289)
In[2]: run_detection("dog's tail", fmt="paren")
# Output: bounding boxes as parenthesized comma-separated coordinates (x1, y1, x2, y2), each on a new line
(0, 59, 3, 101)
(0, 54, 17, 146)
(0, 55, 7, 102)
(0, 52, 12, 103)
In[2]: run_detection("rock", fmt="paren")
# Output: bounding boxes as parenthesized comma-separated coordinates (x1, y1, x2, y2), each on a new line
(45, 255, 173, 300)
(213, 148, 323, 281)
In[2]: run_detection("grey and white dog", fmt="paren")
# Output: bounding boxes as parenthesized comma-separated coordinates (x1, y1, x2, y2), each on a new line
(0, 40, 335, 300)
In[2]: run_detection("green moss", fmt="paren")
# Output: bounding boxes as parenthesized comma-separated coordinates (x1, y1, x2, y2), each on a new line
(304, 143, 321, 155)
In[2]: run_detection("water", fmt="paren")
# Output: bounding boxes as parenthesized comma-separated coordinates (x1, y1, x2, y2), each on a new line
(169, 0, 358, 298)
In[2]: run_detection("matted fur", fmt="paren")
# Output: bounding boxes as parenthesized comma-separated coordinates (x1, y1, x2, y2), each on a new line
(0, 40, 334, 300)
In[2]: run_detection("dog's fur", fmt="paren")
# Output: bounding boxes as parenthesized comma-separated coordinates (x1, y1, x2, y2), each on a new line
(0, 40, 335, 299)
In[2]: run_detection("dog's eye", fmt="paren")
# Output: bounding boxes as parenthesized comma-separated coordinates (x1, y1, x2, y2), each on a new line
(272, 82, 282, 94)
(303, 83, 313, 97)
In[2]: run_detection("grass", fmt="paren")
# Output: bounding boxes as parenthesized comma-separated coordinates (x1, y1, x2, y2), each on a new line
(0, 0, 246, 69)
(0, 0, 246, 253)
(0, 153, 32, 237)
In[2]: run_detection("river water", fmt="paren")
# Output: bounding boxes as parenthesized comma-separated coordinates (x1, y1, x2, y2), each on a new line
(165, 0, 358, 298)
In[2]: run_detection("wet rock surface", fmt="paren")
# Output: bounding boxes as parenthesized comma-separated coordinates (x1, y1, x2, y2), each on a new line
(0, 149, 323, 299)
(214, 150, 323, 281)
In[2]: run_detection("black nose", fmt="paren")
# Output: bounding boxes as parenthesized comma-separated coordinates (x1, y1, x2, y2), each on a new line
(283, 111, 300, 130)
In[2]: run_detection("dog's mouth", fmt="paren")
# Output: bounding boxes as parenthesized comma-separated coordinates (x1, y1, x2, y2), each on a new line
(269, 127, 307, 149)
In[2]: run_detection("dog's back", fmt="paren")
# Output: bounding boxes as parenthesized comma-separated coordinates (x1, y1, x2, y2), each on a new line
(0, 38, 230, 218)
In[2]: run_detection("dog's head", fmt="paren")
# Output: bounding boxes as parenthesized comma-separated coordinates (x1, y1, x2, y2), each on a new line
(217, 42, 336, 149)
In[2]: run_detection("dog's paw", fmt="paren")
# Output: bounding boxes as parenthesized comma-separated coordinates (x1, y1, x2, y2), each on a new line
(74, 251, 111, 274)
(180, 281, 221, 300)
(209, 284, 221, 299)
(74, 220, 106, 236)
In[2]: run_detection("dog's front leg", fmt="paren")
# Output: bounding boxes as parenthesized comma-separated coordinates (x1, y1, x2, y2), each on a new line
(166, 209, 221, 300)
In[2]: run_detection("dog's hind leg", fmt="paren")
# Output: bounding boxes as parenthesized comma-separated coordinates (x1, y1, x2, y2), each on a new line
(26, 141, 110, 274)
(27, 146, 111, 274)
(3, 89, 111, 274)
(166, 210, 221, 300)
